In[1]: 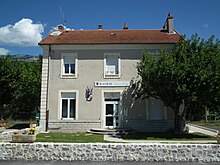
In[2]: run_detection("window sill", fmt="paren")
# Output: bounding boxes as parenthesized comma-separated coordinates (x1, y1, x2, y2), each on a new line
(104, 74, 121, 79)
(61, 74, 77, 79)
(61, 118, 76, 120)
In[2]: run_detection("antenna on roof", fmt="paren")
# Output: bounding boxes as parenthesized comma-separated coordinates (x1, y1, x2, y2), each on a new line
(60, 5, 67, 25)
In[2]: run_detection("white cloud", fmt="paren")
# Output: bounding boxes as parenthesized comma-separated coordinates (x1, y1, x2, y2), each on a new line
(0, 48, 10, 55)
(0, 18, 44, 47)
(203, 23, 209, 28)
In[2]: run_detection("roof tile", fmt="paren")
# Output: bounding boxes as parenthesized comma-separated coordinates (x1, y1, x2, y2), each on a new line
(39, 29, 180, 45)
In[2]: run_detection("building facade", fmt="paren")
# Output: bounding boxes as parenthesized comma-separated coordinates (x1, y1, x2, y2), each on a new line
(39, 14, 180, 132)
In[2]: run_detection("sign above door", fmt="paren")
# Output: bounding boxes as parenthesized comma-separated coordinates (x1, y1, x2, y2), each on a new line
(94, 81, 130, 87)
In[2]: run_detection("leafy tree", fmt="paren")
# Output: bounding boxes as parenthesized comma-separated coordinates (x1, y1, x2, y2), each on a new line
(9, 59, 42, 119)
(137, 34, 220, 133)
(0, 55, 42, 120)
(0, 57, 16, 119)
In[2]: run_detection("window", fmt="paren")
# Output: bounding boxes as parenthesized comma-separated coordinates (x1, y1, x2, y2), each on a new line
(148, 97, 164, 120)
(61, 53, 77, 78)
(61, 92, 76, 119)
(148, 49, 160, 60)
(104, 53, 120, 78)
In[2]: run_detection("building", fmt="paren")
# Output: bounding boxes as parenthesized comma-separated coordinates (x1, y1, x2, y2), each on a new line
(38, 13, 180, 132)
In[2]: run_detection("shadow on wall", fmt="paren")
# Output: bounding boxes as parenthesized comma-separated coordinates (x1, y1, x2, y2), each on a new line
(122, 79, 146, 121)
(121, 80, 174, 132)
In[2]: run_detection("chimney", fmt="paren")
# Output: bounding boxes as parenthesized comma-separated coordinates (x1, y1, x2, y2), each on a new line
(163, 12, 174, 33)
(58, 24, 65, 31)
(123, 22, 128, 30)
(98, 24, 103, 30)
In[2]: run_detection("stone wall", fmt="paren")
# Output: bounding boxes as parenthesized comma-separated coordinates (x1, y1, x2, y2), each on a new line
(0, 133, 12, 142)
(48, 120, 101, 132)
(0, 127, 41, 143)
(123, 120, 174, 132)
(0, 143, 219, 162)
(47, 119, 175, 133)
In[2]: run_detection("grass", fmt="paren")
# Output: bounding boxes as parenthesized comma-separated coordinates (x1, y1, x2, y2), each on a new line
(36, 132, 106, 143)
(4, 119, 219, 142)
(121, 132, 216, 141)
(190, 120, 220, 127)
(36, 132, 215, 143)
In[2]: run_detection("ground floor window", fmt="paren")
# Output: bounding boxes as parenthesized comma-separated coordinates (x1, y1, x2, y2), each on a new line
(148, 97, 164, 120)
(61, 92, 76, 119)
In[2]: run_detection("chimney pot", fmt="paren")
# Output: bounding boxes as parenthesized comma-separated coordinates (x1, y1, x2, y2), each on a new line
(168, 12, 171, 17)
(123, 22, 128, 30)
(163, 12, 174, 33)
(168, 12, 173, 18)
(98, 24, 103, 30)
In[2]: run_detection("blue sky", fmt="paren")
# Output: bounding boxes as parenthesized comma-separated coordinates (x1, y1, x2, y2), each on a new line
(0, 0, 219, 56)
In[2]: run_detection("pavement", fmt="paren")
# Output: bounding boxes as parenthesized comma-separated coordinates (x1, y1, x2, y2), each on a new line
(187, 123, 218, 137)
(1, 129, 19, 133)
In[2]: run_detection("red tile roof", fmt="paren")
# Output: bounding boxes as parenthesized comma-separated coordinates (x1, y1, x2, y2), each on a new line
(39, 29, 180, 45)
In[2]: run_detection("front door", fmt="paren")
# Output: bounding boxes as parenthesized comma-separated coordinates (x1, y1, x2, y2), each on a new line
(104, 101, 120, 128)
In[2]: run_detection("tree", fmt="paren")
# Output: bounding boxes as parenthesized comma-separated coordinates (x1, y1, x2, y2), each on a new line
(0, 57, 15, 119)
(8, 58, 42, 119)
(0, 55, 42, 120)
(137, 34, 220, 133)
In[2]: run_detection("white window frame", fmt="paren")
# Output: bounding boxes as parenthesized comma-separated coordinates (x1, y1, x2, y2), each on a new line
(61, 53, 78, 78)
(104, 53, 121, 79)
(104, 101, 120, 129)
(59, 90, 78, 120)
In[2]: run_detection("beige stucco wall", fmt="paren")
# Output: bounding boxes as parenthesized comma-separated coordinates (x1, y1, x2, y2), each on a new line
(48, 49, 142, 120)
(42, 44, 175, 131)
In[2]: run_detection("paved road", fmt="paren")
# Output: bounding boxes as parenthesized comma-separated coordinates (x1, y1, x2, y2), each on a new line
(206, 126, 220, 132)
(0, 160, 220, 165)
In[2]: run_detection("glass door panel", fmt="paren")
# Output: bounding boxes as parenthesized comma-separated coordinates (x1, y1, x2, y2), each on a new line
(105, 101, 120, 128)
(106, 117, 113, 126)
(106, 104, 113, 115)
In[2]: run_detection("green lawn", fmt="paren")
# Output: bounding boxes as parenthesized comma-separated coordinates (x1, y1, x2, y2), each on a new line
(190, 120, 220, 127)
(36, 132, 215, 143)
(36, 132, 106, 143)
(121, 132, 216, 141)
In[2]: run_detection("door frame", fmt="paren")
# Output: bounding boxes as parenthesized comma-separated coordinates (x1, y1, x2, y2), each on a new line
(104, 101, 120, 129)
(102, 90, 123, 129)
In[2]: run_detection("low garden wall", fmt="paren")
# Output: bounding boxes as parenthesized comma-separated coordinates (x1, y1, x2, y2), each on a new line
(0, 127, 42, 143)
(0, 133, 12, 142)
(0, 143, 219, 162)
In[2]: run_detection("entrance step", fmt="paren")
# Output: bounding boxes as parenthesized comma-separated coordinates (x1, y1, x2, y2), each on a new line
(87, 128, 134, 135)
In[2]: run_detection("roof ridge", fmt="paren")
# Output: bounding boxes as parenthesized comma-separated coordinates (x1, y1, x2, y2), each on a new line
(60, 29, 164, 32)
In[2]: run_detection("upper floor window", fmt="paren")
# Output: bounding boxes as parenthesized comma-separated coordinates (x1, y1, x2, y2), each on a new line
(148, 49, 160, 60)
(61, 53, 77, 78)
(104, 53, 120, 78)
